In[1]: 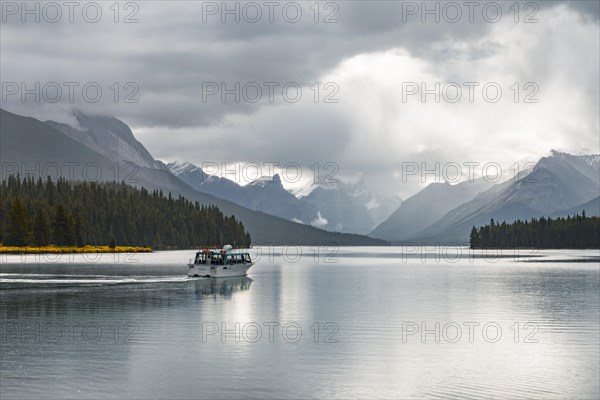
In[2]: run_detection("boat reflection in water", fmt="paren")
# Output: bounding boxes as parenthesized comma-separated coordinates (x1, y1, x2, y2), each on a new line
(192, 276, 253, 298)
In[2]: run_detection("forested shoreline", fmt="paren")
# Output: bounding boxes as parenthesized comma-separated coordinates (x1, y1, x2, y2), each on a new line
(0, 176, 251, 249)
(470, 213, 600, 249)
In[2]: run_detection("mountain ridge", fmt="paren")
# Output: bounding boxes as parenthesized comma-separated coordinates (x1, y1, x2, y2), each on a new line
(412, 151, 600, 243)
(168, 160, 401, 233)
(1, 108, 387, 246)
(370, 178, 494, 241)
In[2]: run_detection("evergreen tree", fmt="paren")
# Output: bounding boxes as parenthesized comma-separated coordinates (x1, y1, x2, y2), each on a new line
(153, 233, 162, 249)
(33, 207, 50, 246)
(0, 196, 6, 244)
(470, 212, 600, 249)
(1, 176, 252, 249)
(5, 199, 29, 246)
(469, 226, 479, 249)
(73, 211, 85, 247)
(52, 204, 74, 246)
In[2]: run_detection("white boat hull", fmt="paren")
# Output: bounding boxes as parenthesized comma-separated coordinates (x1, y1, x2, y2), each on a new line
(188, 263, 253, 278)
(188, 263, 210, 277)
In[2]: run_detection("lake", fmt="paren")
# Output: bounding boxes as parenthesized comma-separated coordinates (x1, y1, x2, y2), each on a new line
(1, 247, 599, 399)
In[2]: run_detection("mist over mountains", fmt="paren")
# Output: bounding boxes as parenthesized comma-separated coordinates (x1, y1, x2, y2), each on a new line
(46, 111, 168, 171)
(371, 151, 600, 244)
(168, 161, 321, 227)
(2, 107, 597, 246)
(167, 161, 401, 234)
(0, 108, 386, 246)
(370, 178, 495, 241)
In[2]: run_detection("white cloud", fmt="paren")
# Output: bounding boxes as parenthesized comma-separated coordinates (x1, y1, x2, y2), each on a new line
(140, 5, 599, 198)
(311, 212, 328, 228)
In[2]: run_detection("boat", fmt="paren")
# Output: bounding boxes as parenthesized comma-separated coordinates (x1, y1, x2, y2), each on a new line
(188, 245, 254, 278)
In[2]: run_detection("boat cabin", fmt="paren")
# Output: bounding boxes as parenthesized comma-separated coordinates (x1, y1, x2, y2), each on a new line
(194, 249, 252, 265)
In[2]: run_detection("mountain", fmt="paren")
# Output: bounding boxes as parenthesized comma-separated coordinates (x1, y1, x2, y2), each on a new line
(168, 162, 321, 224)
(551, 196, 600, 218)
(168, 161, 246, 202)
(0, 108, 202, 200)
(300, 184, 374, 234)
(354, 188, 403, 228)
(416, 151, 600, 243)
(46, 110, 168, 171)
(167, 161, 209, 187)
(301, 182, 402, 234)
(241, 174, 321, 224)
(1, 108, 387, 246)
(168, 161, 400, 233)
(370, 179, 494, 241)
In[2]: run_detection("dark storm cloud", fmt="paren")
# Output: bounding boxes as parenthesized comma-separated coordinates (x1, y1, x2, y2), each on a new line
(1, 1, 598, 198)
(1, 0, 541, 127)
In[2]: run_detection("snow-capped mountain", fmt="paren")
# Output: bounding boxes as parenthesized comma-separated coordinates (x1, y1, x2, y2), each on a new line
(415, 151, 600, 243)
(168, 161, 400, 233)
(167, 161, 246, 203)
(167, 161, 209, 188)
(241, 174, 321, 224)
(46, 110, 168, 171)
(168, 162, 321, 225)
(2, 108, 385, 245)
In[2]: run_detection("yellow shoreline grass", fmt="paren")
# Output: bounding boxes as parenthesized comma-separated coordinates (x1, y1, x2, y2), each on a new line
(0, 245, 153, 254)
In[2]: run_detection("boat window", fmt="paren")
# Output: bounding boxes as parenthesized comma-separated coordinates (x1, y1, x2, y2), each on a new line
(212, 254, 223, 265)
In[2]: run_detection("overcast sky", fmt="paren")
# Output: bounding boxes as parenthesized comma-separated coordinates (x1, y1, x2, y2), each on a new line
(1, 1, 598, 198)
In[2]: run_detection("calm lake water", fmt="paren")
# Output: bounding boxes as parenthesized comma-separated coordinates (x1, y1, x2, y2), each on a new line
(1, 247, 599, 399)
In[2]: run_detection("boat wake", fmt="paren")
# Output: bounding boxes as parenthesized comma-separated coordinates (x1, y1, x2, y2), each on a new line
(0, 273, 191, 287)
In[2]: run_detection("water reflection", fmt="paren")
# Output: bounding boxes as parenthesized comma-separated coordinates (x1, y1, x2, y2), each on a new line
(0, 277, 253, 321)
(192, 276, 253, 298)
(1, 250, 598, 399)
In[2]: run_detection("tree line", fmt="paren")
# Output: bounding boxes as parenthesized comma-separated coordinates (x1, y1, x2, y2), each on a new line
(470, 212, 599, 249)
(0, 175, 251, 249)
